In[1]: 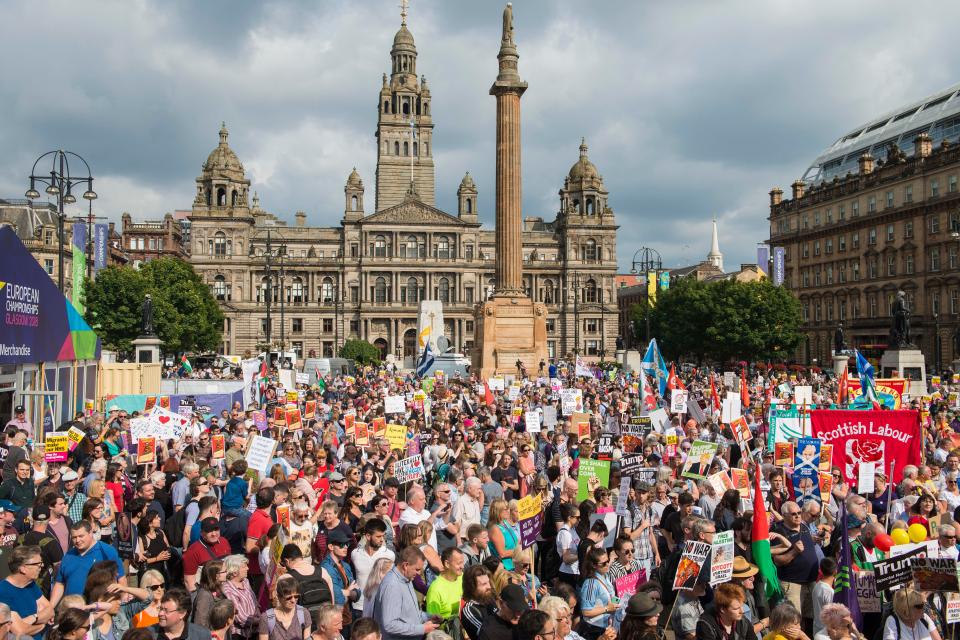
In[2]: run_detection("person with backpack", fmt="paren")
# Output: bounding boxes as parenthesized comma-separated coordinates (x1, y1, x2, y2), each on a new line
(280, 543, 334, 621)
(258, 575, 311, 640)
(882, 589, 937, 640)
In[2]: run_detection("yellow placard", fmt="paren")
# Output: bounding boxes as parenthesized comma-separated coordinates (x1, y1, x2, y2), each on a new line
(517, 494, 542, 521)
(385, 423, 407, 451)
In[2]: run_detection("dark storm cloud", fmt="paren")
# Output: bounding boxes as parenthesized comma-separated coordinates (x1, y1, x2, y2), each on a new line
(2, 0, 960, 271)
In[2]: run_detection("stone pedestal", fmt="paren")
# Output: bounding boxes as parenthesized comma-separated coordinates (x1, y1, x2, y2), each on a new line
(472, 296, 547, 379)
(880, 348, 927, 397)
(832, 353, 850, 377)
(618, 349, 644, 374)
(131, 335, 163, 364)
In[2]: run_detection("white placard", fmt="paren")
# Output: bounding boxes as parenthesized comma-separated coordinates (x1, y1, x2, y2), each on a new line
(296, 372, 310, 385)
(279, 368, 295, 391)
(147, 406, 189, 440)
(394, 455, 425, 484)
(615, 476, 631, 517)
(947, 598, 960, 624)
(648, 408, 669, 433)
(525, 411, 541, 433)
(488, 377, 505, 391)
(794, 385, 813, 405)
(858, 461, 875, 494)
(857, 572, 880, 613)
(384, 395, 406, 414)
(542, 406, 558, 428)
(671, 389, 689, 414)
(560, 389, 583, 415)
(246, 434, 278, 476)
(723, 372, 736, 390)
(508, 384, 521, 401)
(721, 394, 741, 424)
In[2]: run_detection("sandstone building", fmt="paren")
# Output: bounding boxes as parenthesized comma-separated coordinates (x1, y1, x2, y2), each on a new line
(189, 13, 619, 366)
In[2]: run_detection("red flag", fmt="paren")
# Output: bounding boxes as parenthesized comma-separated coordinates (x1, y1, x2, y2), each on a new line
(837, 374, 849, 406)
(666, 365, 685, 391)
(740, 369, 751, 410)
(640, 374, 657, 410)
(710, 376, 721, 414)
(483, 382, 495, 407)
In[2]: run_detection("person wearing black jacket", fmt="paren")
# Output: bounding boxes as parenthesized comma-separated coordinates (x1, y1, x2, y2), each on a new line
(696, 583, 759, 640)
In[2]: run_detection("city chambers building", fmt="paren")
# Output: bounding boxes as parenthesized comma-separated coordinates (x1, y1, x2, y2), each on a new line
(768, 82, 960, 367)
(188, 15, 618, 366)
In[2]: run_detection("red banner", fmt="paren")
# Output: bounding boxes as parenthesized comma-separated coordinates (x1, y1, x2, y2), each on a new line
(810, 410, 921, 485)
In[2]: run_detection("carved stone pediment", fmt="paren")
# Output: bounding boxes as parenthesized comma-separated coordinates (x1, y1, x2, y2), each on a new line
(361, 200, 468, 226)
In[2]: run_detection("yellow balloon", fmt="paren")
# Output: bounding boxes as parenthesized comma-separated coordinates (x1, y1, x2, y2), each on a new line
(908, 523, 928, 543)
(891, 528, 911, 545)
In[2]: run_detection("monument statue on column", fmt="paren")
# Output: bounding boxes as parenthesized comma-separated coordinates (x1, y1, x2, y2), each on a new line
(472, 4, 548, 378)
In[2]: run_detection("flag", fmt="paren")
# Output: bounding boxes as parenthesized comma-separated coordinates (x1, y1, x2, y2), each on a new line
(752, 468, 782, 600)
(460, 393, 475, 417)
(178, 355, 193, 376)
(483, 382, 495, 407)
(833, 500, 862, 626)
(640, 373, 657, 410)
(740, 369, 750, 410)
(855, 350, 880, 410)
(710, 376, 721, 415)
(666, 364, 685, 391)
(259, 361, 270, 404)
(416, 340, 435, 378)
(641, 339, 669, 395)
(315, 369, 327, 394)
(837, 373, 849, 406)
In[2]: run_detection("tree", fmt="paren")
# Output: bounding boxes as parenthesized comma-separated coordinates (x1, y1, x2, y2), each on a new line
(85, 258, 224, 356)
(339, 339, 382, 365)
(634, 277, 802, 364)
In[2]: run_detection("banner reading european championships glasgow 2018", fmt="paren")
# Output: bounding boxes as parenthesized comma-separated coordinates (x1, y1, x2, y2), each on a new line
(810, 410, 921, 486)
(0, 226, 100, 364)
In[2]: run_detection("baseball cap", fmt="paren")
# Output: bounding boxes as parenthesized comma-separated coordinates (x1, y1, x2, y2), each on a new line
(32, 504, 51, 523)
(61, 469, 79, 482)
(14, 406, 24, 414)
(0, 500, 21, 514)
(329, 472, 345, 482)
(499, 584, 530, 613)
(201, 517, 220, 533)
(328, 529, 352, 546)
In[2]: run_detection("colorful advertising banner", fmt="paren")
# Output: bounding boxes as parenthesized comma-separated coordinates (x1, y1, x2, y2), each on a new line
(94, 223, 108, 272)
(773, 247, 785, 286)
(71, 222, 86, 313)
(810, 410, 921, 485)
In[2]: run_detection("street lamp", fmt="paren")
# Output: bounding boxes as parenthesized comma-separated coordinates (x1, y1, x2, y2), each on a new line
(934, 311, 942, 375)
(255, 228, 286, 360)
(568, 271, 582, 357)
(629, 247, 662, 343)
(25, 150, 97, 293)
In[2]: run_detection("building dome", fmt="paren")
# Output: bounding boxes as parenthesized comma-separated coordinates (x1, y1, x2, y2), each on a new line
(393, 24, 415, 47)
(567, 138, 600, 182)
(459, 171, 476, 190)
(204, 122, 244, 175)
(346, 167, 363, 187)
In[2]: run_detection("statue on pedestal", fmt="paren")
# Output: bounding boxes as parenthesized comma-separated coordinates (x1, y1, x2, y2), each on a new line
(834, 323, 846, 354)
(889, 290, 912, 348)
(141, 294, 155, 336)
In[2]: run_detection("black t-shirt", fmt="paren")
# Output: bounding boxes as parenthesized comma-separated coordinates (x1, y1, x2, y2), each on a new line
(771, 523, 819, 583)
(662, 510, 684, 547)
(478, 613, 518, 640)
(491, 465, 519, 501)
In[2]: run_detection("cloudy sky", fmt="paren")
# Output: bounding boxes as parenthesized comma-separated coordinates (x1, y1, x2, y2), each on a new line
(3, 0, 960, 272)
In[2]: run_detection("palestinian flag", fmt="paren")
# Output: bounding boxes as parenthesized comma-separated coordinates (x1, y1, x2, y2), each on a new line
(740, 368, 750, 410)
(710, 376, 721, 415)
(178, 355, 193, 376)
(752, 466, 782, 600)
(258, 361, 269, 404)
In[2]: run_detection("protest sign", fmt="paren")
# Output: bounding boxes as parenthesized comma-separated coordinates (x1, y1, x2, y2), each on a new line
(648, 408, 669, 433)
(66, 426, 86, 451)
(819, 444, 833, 472)
(578, 458, 611, 501)
(948, 599, 960, 624)
(730, 468, 750, 498)
(394, 455, 424, 484)
(673, 541, 711, 590)
(615, 476, 631, 517)
(810, 410, 921, 485)
(525, 411, 541, 433)
(794, 385, 813, 405)
(710, 531, 735, 585)
(355, 422, 369, 446)
(43, 433, 69, 463)
(911, 557, 959, 592)
(682, 440, 718, 480)
(272, 406, 285, 423)
(858, 462, 875, 494)
(589, 512, 619, 548)
(510, 406, 523, 425)
(596, 434, 615, 459)
(730, 416, 751, 444)
(129, 416, 152, 443)
(856, 573, 880, 613)
(793, 437, 822, 505)
(561, 389, 584, 415)
(137, 437, 156, 465)
(665, 431, 679, 459)
(508, 384, 521, 401)
(385, 395, 406, 415)
(211, 434, 226, 460)
(304, 400, 316, 420)
(285, 407, 302, 430)
(517, 494, 543, 548)
(615, 569, 648, 598)
(874, 546, 927, 591)
(246, 435, 278, 476)
(708, 471, 734, 496)
(295, 372, 309, 385)
(619, 453, 645, 478)
(147, 406, 189, 440)
(371, 417, 386, 437)
(542, 406, 558, 428)
(570, 412, 592, 438)
(819, 472, 833, 502)
(488, 377, 505, 391)
(671, 390, 689, 414)
(386, 423, 407, 451)
(721, 394, 740, 424)
(252, 410, 268, 431)
(279, 369, 295, 390)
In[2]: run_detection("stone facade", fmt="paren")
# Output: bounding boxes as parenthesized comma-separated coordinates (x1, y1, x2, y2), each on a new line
(120, 211, 187, 264)
(188, 14, 618, 365)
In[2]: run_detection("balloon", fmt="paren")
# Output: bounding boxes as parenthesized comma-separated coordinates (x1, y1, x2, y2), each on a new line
(908, 523, 928, 543)
(874, 532, 893, 552)
(891, 528, 911, 546)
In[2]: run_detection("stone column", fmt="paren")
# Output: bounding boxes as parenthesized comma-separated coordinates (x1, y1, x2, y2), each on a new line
(491, 3, 527, 297)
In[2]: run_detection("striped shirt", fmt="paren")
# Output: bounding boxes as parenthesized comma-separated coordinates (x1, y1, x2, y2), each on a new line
(65, 490, 88, 524)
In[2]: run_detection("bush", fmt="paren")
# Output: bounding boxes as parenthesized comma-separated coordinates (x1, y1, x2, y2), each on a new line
(339, 339, 381, 365)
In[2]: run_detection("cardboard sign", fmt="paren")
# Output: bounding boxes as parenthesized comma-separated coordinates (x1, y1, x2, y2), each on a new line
(681, 440, 719, 480)
(43, 433, 69, 463)
(386, 423, 407, 451)
(710, 530, 735, 585)
(211, 434, 226, 460)
(517, 494, 544, 548)
(911, 557, 959, 592)
(394, 455, 424, 484)
(671, 390, 689, 414)
(525, 411, 541, 433)
(874, 546, 927, 591)
(648, 408, 669, 433)
(614, 569, 648, 598)
(577, 458, 611, 501)
(137, 437, 156, 465)
(385, 395, 406, 415)
(246, 435, 278, 476)
(673, 540, 711, 590)
(857, 573, 880, 613)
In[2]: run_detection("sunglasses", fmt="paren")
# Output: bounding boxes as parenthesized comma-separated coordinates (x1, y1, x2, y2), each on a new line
(148, 584, 166, 591)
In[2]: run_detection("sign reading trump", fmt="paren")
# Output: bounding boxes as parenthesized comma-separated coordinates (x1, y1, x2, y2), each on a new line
(810, 410, 921, 486)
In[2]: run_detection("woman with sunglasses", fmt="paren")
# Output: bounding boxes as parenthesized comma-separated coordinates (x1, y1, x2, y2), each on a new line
(259, 576, 311, 640)
(131, 569, 167, 628)
(578, 547, 618, 640)
(339, 487, 364, 531)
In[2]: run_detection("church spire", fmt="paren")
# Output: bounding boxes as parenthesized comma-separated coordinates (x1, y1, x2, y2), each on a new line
(707, 216, 724, 271)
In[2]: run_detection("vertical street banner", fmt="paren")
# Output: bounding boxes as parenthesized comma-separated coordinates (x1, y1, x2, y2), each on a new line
(773, 247, 785, 286)
(810, 410, 921, 485)
(658, 271, 670, 291)
(71, 222, 86, 312)
(647, 271, 657, 305)
(757, 245, 769, 276)
(94, 223, 108, 272)
(517, 494, 543, 548)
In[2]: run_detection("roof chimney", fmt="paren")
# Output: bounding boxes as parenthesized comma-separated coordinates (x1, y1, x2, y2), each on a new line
(769, 187, 783, 207)
(858, 152, 874, 175)
(914, 132, 932, 159)
(295, 211, 306, 227)
(791, 180, 805, 200)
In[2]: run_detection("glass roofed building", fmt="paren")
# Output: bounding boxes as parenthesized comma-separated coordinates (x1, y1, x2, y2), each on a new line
(769, 82, 960, 369)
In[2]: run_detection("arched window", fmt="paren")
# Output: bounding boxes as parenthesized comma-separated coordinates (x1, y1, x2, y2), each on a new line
(403, 141, 409, 156)
(403, 277, 420, 304)
(424, 102, 430, 116)
(466, 198, 472, 213)
(213, 232, 227, 257)
(413, 142, 418, 157)
(321, 277, 334, 304)
(257, 277, 269, 303)
(402, 99, 410, 115)
(213, 275, 228, 301)
(572, 199, 580, 213)
(351, 195, 359, 210)
(405, 235, 419, 259)
(436, 236, 450, 259)
(383, 101, 389, 114)
(542, 279, 555, 304)
(374, 235, 387, 258)
(291, 277, 304, 304)
(582, 239, 597, 262)
(394, 141, 400, 155)
(583, 279, 598, 303)
(231, 190, 238, 206)
(374, 277, 388, 303)
(438, 277, 451, 303)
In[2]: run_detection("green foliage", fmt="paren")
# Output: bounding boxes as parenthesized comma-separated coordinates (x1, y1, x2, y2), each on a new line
(635, 277, 802, 364)
(339, 339, 382, 365)
(84, 258, 224, 356)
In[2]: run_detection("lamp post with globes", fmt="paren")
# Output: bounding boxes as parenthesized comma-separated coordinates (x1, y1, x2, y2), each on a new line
(24, 150, 97, 294)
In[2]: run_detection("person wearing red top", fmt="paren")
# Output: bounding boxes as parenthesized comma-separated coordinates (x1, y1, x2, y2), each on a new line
(383, 477, 405, 525)
(182, 518, 231, 592)
(245, 485, 275, 594)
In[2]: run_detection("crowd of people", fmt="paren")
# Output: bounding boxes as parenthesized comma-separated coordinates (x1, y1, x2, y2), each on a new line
(0, 358, 958, 640)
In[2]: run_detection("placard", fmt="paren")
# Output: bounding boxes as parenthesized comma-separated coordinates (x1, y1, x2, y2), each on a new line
(285, 407, 302, 430)
(542, 406, 558, 428)
(819, 444, 833, 471)
(211, 434, 226, 460)
(648, 408, 669, 433)
(577, 458, 611, 501)
(856, 573, 880, 613)
(858, 461, 875, 494)
(488, 377, 505, 391)
(794, 385, 813, 405)
(246, 435, 278, 476)
(710, 530, 735, 585)
(355, 422, 369, 446)
(561, 389, 584, 415)
(304, 400, 317, 420)
(252, 410, 268, 431)
(615, 476, 631, 517)
(385, 395, 406, 415)
(874, 546, 927, 591)
(43, 433, 69, 463)
(614, 569, 647, 599)
(517, 494, 543, 548)
(596, 434, 615, 459)
(66, 426, 86, 451)
(730, 468, 750, 498)
(525, 412, 541, 433)
(296, 372, 310, 385)
(394, 455, 424, 484)
(671, 390, 689, 414)
(507, 384, 521, 401)
(947, 598, 960, 624)
(681, 440, 718, 480)
(385, 423, 407, 451)
(793, 437, 821, 505)
(673, 540, 711, 590)
(137, 437, 156, 465)
(708, 471, 734, 496)
(115, 511, 135, 559)
(279, 368, 295, 390)
(911, 557, 959, 592)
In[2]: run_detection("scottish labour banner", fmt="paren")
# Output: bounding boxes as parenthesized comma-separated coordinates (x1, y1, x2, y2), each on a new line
(810, 410, 921, 485)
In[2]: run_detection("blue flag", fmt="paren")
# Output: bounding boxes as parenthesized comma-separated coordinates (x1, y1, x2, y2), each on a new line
(415, 341, 434, 378)
(855, 349, 880, 408)
(640, 339, 669, 395)
(833, 500, 862, 626)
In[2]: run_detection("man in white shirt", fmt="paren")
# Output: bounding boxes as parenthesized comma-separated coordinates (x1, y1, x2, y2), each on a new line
(351, 518, 395, 614)
(398, 487, 447, 552)
(453, 478, 483, 544)
(937, 524, 959, 559)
